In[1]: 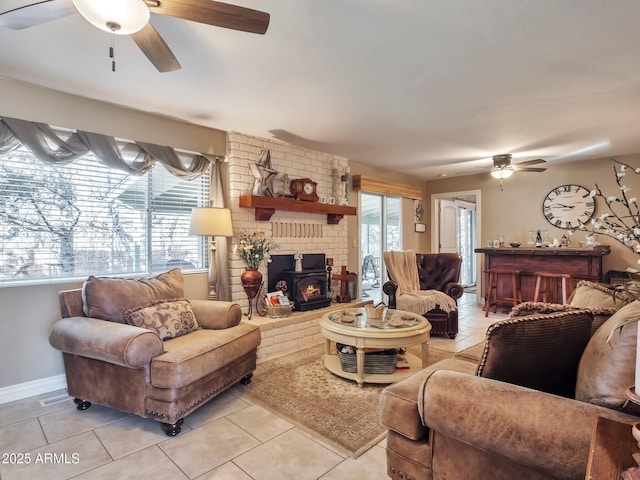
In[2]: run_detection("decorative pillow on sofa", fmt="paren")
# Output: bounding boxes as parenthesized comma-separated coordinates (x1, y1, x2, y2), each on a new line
(510, 300, 618, 336)
(476, 309, 594, 398)
(568, 280, 630, 309)
(509, 301, 577, 317)
(124, 298, 199, 341)
(82, 268, 184, 323)
(575, 300, 639, 410)
(566, 280, 630, 334)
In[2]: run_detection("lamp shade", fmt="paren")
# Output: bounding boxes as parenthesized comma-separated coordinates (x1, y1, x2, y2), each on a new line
(72, 0, 150, 34)
(189, 208, 233, 237)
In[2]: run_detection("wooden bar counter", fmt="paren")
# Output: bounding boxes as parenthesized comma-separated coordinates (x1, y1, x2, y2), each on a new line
(475, 246, 611, 305)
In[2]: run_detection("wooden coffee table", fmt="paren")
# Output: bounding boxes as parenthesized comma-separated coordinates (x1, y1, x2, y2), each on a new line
(320, 308, 432, 387)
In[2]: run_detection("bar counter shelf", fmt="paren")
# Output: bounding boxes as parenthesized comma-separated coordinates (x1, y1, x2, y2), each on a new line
(475, 245, 610, 305)
(475, 246, 610, 256)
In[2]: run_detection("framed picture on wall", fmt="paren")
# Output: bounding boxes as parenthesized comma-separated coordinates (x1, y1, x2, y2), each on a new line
(415, 223, 426, 233)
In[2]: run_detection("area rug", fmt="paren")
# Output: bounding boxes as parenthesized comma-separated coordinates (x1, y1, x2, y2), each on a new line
(240, 343, 454, 457)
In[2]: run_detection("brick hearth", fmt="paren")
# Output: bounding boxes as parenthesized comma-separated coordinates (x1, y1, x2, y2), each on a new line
(247, 300, 372, 362)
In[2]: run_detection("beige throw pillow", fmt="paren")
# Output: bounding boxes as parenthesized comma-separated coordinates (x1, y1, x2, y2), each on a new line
(575, 300, 639, 409)
(82, 269, 184, 323)
(569, 280, 629, 309)
(124, 299, 199, 341)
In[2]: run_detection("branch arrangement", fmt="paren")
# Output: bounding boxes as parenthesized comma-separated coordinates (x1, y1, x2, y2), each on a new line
(579, 158, 640, 262)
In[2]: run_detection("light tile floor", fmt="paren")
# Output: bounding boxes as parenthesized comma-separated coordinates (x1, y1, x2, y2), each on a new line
(0, 293, 503, 480)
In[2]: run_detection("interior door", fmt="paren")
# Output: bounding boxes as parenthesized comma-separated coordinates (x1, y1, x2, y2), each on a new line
(457, 200, 477, 286)
(439, 199, 458, 253)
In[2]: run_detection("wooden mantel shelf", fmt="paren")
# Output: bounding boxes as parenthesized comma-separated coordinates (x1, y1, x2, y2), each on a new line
(239, 195, 357, 224)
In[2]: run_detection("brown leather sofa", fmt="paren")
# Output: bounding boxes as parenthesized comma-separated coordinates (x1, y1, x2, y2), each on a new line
(379, 294, 639, 480)
(383, 253, 463, 338)
(49, 269, 261, 436)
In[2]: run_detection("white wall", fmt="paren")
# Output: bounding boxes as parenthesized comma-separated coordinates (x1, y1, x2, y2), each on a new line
(0, 78, 226, 153)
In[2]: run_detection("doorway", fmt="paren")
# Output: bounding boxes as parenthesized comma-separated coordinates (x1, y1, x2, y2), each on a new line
(431, 190, 481, 301)
(360, 193, 402, 304)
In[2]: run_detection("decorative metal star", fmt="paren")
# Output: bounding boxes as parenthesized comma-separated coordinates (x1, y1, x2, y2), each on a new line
(250, 150, 277, 196)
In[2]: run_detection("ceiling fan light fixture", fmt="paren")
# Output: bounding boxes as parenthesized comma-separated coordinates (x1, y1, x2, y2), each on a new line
(490, 166, 514, 179)
(72, 0, 150, 35)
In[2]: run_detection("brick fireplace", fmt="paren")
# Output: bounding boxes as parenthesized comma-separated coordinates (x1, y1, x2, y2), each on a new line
(226, 132, 353, 313)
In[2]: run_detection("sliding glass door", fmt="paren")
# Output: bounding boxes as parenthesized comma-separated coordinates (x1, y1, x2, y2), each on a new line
(360, 193, 401, 303)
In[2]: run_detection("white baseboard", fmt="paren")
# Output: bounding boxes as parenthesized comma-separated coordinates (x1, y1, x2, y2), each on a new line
(0, 374, 67, 405)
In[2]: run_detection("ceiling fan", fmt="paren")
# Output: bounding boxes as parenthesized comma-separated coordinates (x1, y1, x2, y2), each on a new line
(489, 154, 546, 179)
(0, 0, 270, 72)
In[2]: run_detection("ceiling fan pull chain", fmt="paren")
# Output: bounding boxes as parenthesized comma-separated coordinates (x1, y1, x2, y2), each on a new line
(109, 43, 114, 71)
(110, 31, 116, 72)
(108, 23, 120, 72)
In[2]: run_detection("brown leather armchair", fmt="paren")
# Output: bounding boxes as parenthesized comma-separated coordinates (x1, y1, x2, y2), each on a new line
(383, 253, 463, 338)
(49, 269, 261, 436)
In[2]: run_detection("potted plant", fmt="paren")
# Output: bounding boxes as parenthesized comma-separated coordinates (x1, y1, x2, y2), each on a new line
(234, 230, 278, 299)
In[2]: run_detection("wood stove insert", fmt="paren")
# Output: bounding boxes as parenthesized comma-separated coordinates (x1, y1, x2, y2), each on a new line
(268, 254, 331, 311)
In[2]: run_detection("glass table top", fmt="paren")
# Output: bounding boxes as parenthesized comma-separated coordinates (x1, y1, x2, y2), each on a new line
(326, 308, 423, 330)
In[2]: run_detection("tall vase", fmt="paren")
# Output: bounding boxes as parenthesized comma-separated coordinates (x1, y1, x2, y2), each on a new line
(241, 268, 263, 300)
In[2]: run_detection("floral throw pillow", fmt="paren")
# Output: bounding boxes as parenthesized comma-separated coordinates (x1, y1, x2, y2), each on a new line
(124, 298, 199, 341)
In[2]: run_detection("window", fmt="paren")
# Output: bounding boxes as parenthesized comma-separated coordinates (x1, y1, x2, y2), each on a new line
(0, 141, 209, 284)
(360, 192, 401, 303)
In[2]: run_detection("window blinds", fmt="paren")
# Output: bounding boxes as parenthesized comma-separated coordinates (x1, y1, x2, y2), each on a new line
(0, 142, 209, 284)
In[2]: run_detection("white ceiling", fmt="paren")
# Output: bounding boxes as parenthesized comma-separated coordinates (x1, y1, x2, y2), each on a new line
(2, 0, 640, 180)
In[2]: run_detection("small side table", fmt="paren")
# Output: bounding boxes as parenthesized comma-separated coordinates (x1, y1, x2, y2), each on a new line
(320, 308, 431, 387)
(585, 416, 639, 479)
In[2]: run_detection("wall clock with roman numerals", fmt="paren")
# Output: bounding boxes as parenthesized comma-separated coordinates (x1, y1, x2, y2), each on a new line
(542, 184, 595, 229)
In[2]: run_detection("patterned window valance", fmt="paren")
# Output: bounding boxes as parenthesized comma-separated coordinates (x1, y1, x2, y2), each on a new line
(0, 116, 216, 180)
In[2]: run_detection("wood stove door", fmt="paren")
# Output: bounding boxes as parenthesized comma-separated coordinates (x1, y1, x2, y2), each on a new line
(297, 276, 325, 303)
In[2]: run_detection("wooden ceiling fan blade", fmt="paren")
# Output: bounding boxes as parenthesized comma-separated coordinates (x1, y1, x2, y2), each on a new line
(147, 0, 270, 34)
(518, 158, 546, 166)
(131, 23, 181, 72)
(518, 167, 547, 172)
(0, 0, 75, 30)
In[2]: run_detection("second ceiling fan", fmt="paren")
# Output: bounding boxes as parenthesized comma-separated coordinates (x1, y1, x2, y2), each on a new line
(0, 0, 270, 72)
(489, 154, 546, 179)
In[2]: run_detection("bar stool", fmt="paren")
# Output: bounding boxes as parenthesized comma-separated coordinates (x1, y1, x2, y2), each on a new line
(533, 272, 572, 304)
(484, 268, 522, 317)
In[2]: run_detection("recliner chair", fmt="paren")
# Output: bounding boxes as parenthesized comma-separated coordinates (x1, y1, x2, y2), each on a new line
(383, 252, 463, 338)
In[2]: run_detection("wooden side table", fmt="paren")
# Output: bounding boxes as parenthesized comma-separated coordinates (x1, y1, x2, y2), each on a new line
(585, 416, 639, 479)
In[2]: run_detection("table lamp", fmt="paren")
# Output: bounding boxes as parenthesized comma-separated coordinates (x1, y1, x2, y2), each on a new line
(189, 207, 233, 301)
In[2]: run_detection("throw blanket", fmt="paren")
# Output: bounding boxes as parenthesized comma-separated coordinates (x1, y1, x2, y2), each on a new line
(383, 250, 457, 315)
